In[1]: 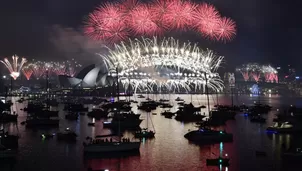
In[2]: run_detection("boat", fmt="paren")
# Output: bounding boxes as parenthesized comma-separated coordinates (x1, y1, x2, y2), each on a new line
(87, 109, 108, 119)
(41, 133, 55, 139)
(0, 111, 18, 122)
(103, 118, 142, 129)
(83, 138, 141, 154)
(84, 67, 141, 155)
(87, 169, 109, 171)
(65, 113, 79, 120)
(0, 129, 18, 149)
(88, 122, 95, 126)
(0, 145, 17, 159)
(184, 128, 233, 144)
(175, 97, 184, 101)
(282, 148, 302, 161)
(266, 122, 302, 133)
(57, 128, 77, 142)
(250, 114, 266, 123)
(160, 103, 173, 108)
(137, 94, 145, 98)
(161, 111, 175, 118)
(135, 129, 155, 138)
(25, 116, 59, 128)
(206, 157, 230, 166)
(134, 112, 155, 139)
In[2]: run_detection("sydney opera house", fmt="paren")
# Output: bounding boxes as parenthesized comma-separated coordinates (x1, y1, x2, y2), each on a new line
(58, 64, 115, 88)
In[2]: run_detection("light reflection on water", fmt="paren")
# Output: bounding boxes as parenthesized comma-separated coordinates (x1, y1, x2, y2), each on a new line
(0, 94, 301, 171)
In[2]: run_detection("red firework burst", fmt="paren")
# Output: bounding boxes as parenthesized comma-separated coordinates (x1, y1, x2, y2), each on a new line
(120, 0, 139, 13)
(84, 3, 128, 43)
(103, 23, 129, 44)
(162, 0, 197, 30)
(193, 3, 221, 40)
(128, 4, 162, 36)
(215, 17, 237, 42)
(150, 0, 173, 30)
(22, 67, 33, 80)
(84, 0, 237, 44)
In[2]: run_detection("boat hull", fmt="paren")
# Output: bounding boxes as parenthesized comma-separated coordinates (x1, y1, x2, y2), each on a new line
(103, 120, 142, 129)
(266, 127, 302, 133)
(0, 150, 17, 159)
(84, 142, 140, 153)
(26, 119, 59, 128)
(184, 130, 233, 144)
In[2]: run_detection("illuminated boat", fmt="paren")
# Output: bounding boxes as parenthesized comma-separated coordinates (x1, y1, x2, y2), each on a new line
(266, 122, 302, 133)
(184, 128, 233, 144)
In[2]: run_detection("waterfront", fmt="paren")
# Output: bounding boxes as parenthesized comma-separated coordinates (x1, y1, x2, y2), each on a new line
(1, 94, 301, 171)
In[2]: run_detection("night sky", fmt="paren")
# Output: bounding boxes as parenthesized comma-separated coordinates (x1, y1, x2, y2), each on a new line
(0, 0, 301, 72)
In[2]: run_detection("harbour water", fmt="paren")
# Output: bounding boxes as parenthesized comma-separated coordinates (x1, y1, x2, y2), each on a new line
(1, 94, 301, 171)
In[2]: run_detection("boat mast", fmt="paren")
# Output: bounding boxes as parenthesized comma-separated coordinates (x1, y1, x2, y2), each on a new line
(216, 89, 219, 105)
(204, 73, 211, 117)
(46, 69, 50, 110)
(116, 67, 121, 141)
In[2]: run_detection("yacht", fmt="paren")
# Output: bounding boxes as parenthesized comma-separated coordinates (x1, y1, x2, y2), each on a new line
(250, 114, 266, 123)
(0, 145, 17, 159)
(266, 122, 302, 133)
(0, 111, 18, 122)
(57, 128, 77, 142)
(0, 129, 18, 149)
(25, 116, 59, 127)
(134, 129, 155, 139)
(137, 94, 145, 98)
(83, 137, 140, 154)
(283, 148, 302, 157)
(103, 119, 142, 129)
(175, 97, 184, 101)
(184, 128, 233, 144)
(86, 67, 141, 154)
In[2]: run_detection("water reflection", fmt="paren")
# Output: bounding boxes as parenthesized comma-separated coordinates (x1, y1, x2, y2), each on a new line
(2, 94, 302, 171)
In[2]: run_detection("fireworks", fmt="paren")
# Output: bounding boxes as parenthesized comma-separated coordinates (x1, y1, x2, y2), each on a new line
(31, 61, 47, 79)
(52, 62, 66, 75)
(128, 4, 162, 35)
(0, 55, 27, 80)
(99, 37, 224, 93)
(193, 3, 220, 40)
(64, 59, 82, 77)
(84, 0, 236, 44)
(28, 59, 82, 79)
(236, 63, 278, 83)
(161, 0, 197, 30)
(22, 64, 34, 80)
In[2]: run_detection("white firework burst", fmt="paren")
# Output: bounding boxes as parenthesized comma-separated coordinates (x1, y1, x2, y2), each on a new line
(99, 37, 224, 93)
(0, 55, 27, 80)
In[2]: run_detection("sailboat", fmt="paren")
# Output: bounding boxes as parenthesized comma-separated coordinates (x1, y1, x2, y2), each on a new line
(135, 112, 155, 139)
(83, 68, 141, 154)
(184, 73, 233, 144)
(25, 70, 59, 127)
